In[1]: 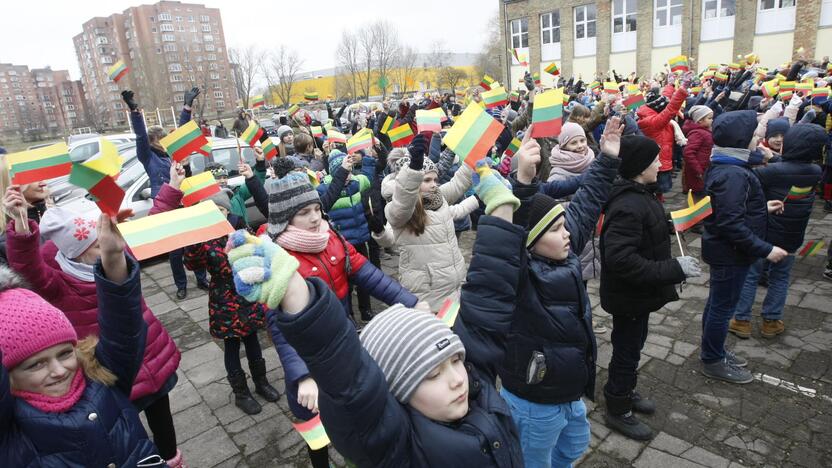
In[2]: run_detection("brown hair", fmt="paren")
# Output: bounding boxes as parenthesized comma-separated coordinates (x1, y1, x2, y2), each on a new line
(568, 104, 591, 123)
(147, 125, 168, 153)
(404, 197, 428, 236)
(294, 133, 314, 154)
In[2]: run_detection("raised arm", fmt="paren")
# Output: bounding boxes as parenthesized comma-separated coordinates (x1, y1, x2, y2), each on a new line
(319, 164, 350, 213)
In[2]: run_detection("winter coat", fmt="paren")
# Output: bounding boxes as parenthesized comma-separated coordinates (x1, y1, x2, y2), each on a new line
(374, 164, 478, 311)
(0, 203, 45, 266)
(501, 154, 620, 405)
(1, 257, 163, 467)
(317, 159, 374, 246)
(272, 215, 527, 467)
(753, 124, 824, 252)
(637, 87, 688, 172)
(296, 152, 326, 173)
(702, 153, 773, 266)
(682, 119, 713, 193)
(133, 108, 192, 198)
(229, 160, 267, 226)
(599, 179, 686, 316)
(5, 219, 180, 403)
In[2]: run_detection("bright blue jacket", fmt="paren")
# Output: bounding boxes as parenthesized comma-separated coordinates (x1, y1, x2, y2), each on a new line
(317, 157, 375, 245)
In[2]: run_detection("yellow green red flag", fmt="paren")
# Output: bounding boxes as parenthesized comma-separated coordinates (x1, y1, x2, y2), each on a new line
(180, 172, 220, 207)
(160, 120, 209, 162)
(530, 88, 564, 138)
(443, 103, 504, 168)
(292, 414, 330, 450)
(7, 142, 72, 185)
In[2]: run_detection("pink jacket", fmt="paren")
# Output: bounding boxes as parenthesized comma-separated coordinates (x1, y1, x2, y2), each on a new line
(5, 219, 181, 401)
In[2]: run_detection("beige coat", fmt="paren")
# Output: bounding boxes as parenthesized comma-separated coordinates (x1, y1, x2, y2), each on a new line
(373, 164, 477, 311)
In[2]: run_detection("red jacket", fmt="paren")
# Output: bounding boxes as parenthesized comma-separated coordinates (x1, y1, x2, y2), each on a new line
(636, 86, 688, 172)
(289, 231, 366, 300)
(682, 119, 713, 193)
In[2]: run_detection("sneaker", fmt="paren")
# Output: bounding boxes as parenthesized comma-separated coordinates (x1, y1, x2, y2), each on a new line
(702, 359, 754, 384)
(724, 349, 748, 367)
(175, 288, 187, 300)
(761, 319, 785, 338)
(728, 319, 751, 339)
(604, 411, 654, 440)
(593, 323, 608, 334)
(631, 391, 656, 415)
(823, 267, 832, 281)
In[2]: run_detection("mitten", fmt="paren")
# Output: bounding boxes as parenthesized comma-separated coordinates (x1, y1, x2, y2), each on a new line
(676, 256, 702, 278)
(225, 230, 299, 309)
(472, 159, 520, 215)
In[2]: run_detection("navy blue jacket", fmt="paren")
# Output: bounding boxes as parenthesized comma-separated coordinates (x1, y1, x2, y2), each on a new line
(1, 257, 161, 467)
(754, 124, 825, 252)
(274, 215, 526, 467)
(133, 108, 192, 198)
(502, 154, 620, 404)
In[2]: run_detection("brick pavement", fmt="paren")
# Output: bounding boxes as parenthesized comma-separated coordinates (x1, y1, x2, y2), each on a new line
(140, 184, 832, 467)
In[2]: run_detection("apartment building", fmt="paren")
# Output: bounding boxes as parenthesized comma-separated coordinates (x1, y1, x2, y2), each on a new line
(73, 1, 237, 129)
(499, 0, 832, 86)
(0, 64, 88, 139)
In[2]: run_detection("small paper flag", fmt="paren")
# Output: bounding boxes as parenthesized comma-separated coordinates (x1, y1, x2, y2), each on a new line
(544, 62, 560, 76)
(251, 95, 265, 108)
(240, 122, 264, 148)
(798, 240, 825, 256)
(623, 93, 645, 111)
(603, 82, 619, 94)
(668, 55, 689, 73)
(671, 196, 712, 232)
(310, 126, 324, 138)
(160, 120, 210, 162)
(304, 92, 319, 101)
(530, 88, 564, 138)
(346, 128, 374, 154)
(180, 172, 220, 207)
(504, 137, 521, 157)
(287, 104, 300, 117)
(443, 103, 505, 168)
(388, 122, 414, 147)
(326, 130, 347, 144)
(482, 86, 509, 109)
(108, 60, 128, 83)
(480, 75, 495, 91)
(380, 115, 395, 134)
(261, 137, 278, 160)
(7, 142, 72, 185)
(436, 298, 460, 327)
(292, 414, 330, 450)
(415, 109, 442, 133)
(785, 185, 813, 201)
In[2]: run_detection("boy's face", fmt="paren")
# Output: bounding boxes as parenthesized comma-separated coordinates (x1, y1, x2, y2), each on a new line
(767, 134, 784, 152)
(10, 343, 78, 397)
(409, 353, 469, 423)
(531, 217, 571, 261)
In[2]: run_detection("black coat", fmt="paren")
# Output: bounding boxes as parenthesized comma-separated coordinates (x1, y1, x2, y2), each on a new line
(599, 179, 686, 316)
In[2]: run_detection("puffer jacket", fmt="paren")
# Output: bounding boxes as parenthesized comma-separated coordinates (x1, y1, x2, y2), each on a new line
(600, 179, 686, 316)
(374, 164, 478, 311)
(753, 123, 825, 252)
(1, 257, 163, 467)
(133, 107, 192, 198)
(273, 215, 527, 467)
(5, 220, 180, 404)
(317, 168, 372, 246)
(637, 86, 688, 171)
(682, 119, 713, 194)
(501, 154, 620, 404)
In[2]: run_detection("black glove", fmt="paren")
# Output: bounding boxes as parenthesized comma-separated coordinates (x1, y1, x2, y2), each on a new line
(184, 87, 200, 107)
(121, 90, 138, 112)
(374, 143, 389, 170)
(408, 133, 427, 170)
(366, 211, 385, 234)
(524, 72, 534, 91)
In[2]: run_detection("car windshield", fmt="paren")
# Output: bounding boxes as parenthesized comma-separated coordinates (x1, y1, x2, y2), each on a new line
(189, 146, 255, 177)
(70, 141, 100, 162)
(258, 119, 275, 128)
(116, 161, 147, 189)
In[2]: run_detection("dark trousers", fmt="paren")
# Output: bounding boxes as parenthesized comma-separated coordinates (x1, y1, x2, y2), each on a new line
(144, 394, 177, 459)
(223, 332, 263, 373)
(605, 313, 650, 400)
(352, 240, 380, 313)
(701, 264, 750, 363)
(169, 248, 207, 290)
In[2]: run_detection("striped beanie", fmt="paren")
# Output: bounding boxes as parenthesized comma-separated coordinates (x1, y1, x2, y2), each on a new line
(265, 173, 320, 237)
(526, 193, 566, 249)
(360, 304, 466, 403)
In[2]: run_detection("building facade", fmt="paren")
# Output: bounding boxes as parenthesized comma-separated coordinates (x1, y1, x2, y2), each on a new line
(499, 0, 832, 87)
(74, 1, 237, 129)
(0, 64, 89, 139)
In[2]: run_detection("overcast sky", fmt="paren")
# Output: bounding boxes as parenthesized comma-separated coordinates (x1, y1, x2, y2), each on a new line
(0, 0, 497, 79)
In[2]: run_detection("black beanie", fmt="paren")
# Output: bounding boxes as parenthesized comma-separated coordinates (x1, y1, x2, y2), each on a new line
(618, 135, 660, 179)
(271, 156, 296, 179)
(526, 193, 565, 249)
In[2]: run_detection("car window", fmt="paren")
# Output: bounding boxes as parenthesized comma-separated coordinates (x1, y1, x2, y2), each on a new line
(189, 154, 207, 173)
(117, 163, 147, 189)
(132, 179, 150, 202)
(211, 147, 255, 176)
(70, 141, 99, 162)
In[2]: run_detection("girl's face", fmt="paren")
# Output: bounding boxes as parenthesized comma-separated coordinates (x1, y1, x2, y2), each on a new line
(572, 114, 589, 127)
(10, 342, 78, 397)
(409, 353, 468, 423)
(563, 136, 588, 154)
(531, 217, 571, 261)
(282, 133, 294, 145)
(420, 172, 438, 195)
(699, 114, 714, 129)
(767, 134, 784, 152)
(290, 203, 322, 232)
(22, 181, 49, 203)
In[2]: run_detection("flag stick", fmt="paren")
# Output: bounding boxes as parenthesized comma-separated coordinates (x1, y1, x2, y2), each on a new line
(675, 229, 686, 256)
(16, 209, 29, 234)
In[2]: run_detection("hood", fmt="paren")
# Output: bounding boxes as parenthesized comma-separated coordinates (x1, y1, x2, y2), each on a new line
(712, 110, 757, 149)
(380, 172, 397, 201)
(781, 123, 828, 162)
(682, 119, 710, 136)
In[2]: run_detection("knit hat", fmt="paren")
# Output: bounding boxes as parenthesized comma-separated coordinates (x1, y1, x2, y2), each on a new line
(0, 267, 78, 369)
(204, 189, 232, 212)
(359, 304, 466, 403)
(40, 206, 99, 260)
(392, 156, 437, 175)
(526, 193, 566, 249)
(618, 135, 661, 179)
(266, 173, 321, 236)
(557, 122, 586, 147)
(271, 156, 297, 179)
(747, 96, 763, 112)
(765, 117, 790, 139)
(207, 164, 228, 179)
(328, 150, 347, 175)
(277, 125, 294, 141)
(689, 105, 713, 123)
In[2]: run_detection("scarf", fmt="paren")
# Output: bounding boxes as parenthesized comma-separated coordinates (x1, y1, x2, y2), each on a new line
(55, 251, 95, 282)
(276, 222, 330, 253)
(422, 190, 444, 211)
(13, 369, 86, 413)
(548, 145, 595, 181)
(711, 145, 751, 162)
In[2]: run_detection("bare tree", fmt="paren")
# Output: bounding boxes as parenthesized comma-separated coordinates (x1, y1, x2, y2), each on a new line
(334, 73, 355, 100)
(133, 45, 172, 112)
(228, 45, 262, 109)
(392, 45, 419, 95)
(335, 31, 361, 101)
(437, 67, 469, 94)
(428, 40, 450, 70)
(357, 28, 375, 99)
(370, 21, 400, 99)
(474, 13, 504, 85)
(270, 46, 304, 106)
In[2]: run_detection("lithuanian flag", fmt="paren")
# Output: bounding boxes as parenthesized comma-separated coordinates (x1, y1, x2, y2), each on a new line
(785, 185, 813, 201)
(509, 90, 520, 102)
(671, 196, 712, 232)
(160, 120, 209, 162)
(287, 104, 300, 117)
(530, 88, 563, 138)
(326, 130, 347, 144)
(728, 63, 741, 72)
(482, 86, 509, 109)
(812, 88, 830, 104)
(436, 298, 460, 327)
(310, 126, 324, 138)
(292, 414, 330, 450)
(68, 140, 125, 215)
(380, 115, 395, 134)
(511, 48, 528, 66)
(623, 93, 645, 111)
(181, 172, 220, 207)
(415, 110, 442, 133)
(240, 122, 264, 148)
(443, 103, 504, 168)
(304, 92, 319, 101)
(346, 128, 373, 154)
(261, 137, 277, 160)
(480, 75, 495, 91)
(196, 141, 212, 157)
(544, 62, 559, 76)
(118, 200, 234, 260)
(504, 137, 521, 157)
(668, 55, 689, 73)
(108, 60, 128, 83)
(762, 80, 779, 99)
(689, 86, 702, 95)
(603, 82, 619, 94)
(795, 83, 813, 96)
(388, 122, 414, 147)
(7, 142, 72, 185)
(251, 95, 265, 108)
(779, 81, 796, 92)
(798, 240, 825, 256)
(532, 72, 541, 85)
(714, 72, 728, 82)
(589, 81, 601, 92)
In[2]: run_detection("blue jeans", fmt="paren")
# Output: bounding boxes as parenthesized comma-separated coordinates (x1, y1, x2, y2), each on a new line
(733, 256, 795, 321)
(657, 171, 673, 194)
(500, 389, 590, 468)
(169, 248, 207, 290)
(701, 264, 750, 363)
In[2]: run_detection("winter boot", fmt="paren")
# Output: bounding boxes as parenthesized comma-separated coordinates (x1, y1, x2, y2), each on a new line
(728, 319, 751, 339)
(631, 391, 656, 415)
(166, 449, 187, 468)
(249, 358, 281, 402)
(308, 446, 331, 468)
(228, 369, 262, 414)
(604, 390, 654, 440)
(761, 319, 785, 338)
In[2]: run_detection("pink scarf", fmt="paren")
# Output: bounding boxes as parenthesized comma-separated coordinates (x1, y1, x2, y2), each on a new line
(13, 370, 86, 413)
(548, 145, 595, 181)
(277, 222, 330, 253)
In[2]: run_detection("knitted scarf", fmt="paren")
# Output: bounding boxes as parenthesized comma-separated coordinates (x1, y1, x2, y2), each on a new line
(422, 190, 444, 211)
(548, 145, 595, 181)
(13, 369, 86, 413)
(276, 222, 330, 253)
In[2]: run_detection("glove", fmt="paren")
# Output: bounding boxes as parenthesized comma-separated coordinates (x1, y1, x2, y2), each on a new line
(184, 87, 200, 107)
(472, 159, 520, 215)
(121, 90, 138, 112)
(225, 230, 299, 309)
(408, 133, 427, 170)
(676, 256, 702, 278)
(524, 72, 534, 91)
(366, 211, 385, 234)
(800, 108, 817, 124)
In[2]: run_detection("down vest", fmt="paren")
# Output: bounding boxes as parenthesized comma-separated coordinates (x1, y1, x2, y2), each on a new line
(5, 220, 180, 404)
(1, 257, 162, 467)
(637, 86, 688, 172)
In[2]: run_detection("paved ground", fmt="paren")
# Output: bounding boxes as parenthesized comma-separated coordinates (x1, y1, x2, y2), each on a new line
(139, 182, 832, 467)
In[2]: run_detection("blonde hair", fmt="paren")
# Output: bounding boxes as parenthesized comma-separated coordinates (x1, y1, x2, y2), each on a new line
(147, 125, 168, 152)
(8, 336, 117, 391)
(0, 155, 12, 231)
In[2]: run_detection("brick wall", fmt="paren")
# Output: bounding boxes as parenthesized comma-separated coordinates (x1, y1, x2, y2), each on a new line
(793, 0, 822, 59)
(732, 0, 757, 58)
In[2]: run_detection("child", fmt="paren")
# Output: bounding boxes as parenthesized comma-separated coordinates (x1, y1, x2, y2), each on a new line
(503, 119, 623, 466)
(682, 105, 714, 199)
(1, 209, 168, 467)
(548, 122, 595, 182)
(0, 157, 50, 265)
(224, 159, 526, 466)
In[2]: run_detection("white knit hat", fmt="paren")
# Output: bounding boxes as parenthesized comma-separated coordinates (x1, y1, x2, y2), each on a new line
(40, 206, 100, 259)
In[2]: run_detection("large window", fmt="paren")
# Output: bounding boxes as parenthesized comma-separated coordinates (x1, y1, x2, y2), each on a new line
(704, 0, 736, 18)
(702, 0, 735, 40)
(822, 0, 832, 26)
(509, 18, 528, 48)
(575, 4, 597, 39)
(760, 0, 794, 9)
(655, 0, 683, 26)
(613, 0, 637, 32)
(756, 0, 795, 33)
(540, 11, 560, 44)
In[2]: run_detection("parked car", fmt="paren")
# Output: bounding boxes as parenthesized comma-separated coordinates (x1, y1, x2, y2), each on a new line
(69, 133, 136, 163)
(258, 119, 277, 136)
(50, 142, 139, 204)
(27, 141, 63, 150)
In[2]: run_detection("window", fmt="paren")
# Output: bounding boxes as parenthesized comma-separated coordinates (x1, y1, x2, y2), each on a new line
(701, 0, 736, 40)
(540, 11, 560, 44)
(756, 0, 796, 32)
(174, 94, 184, 102)
(613, 0, 637, 32)
(213, 91, 223, 98)
(160, 23, 174, 32)
(188, 15, 194, 22)
(66, 104, 75, 110)
(509, 18, 528, 48)
(822, 0, 832, 26)
(169, 63, 182, 72)
(704, 0, 735, 18)
(171, 74, 182, 82)
(150, 16, 155, 22)
(210, 72, 220, 80)
(200, 15, 210, 22)
(206, 53, 216, 61)
(162, 34, 176, 42)
(101, 56, 113, 64)
(216, 100, 225, 109)
(203, 34, 214, 42)
(202, 24, 211, 32)
(178, 25, 185, 32)
(575, 4, 597, 39)
(166, 53, 178, 62)
(151, 27, 157, 33)
(175, 16, 183, 22)
(114, 101, 123, 109)
(96, 37, 109, 45)
(655, 0, 683, 27)
(158, 12, 172, 21)
(164, 43, 177, 52)
(173, 83, 185, 91)
(760, 0, 794, 9)
(204, 44, 215, 51)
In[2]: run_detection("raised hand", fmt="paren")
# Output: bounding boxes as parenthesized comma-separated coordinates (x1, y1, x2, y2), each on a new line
(183, 87, 201, 107)
(169, 162, 187, 189)
(599, 116, 625, 158)
(3, 185, 28, 232)
(516, 126, 541, 184)
(238, 162, 254, 179)
(99, 208, 134, 283)
(121, 90, 138, 112)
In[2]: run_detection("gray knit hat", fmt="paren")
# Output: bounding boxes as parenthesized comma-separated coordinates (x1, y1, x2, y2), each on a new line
(359, 304, 466, 403)
(203, 189, 232, 212)
(391, 156, 437, 175)
(265, 173, 320, 236)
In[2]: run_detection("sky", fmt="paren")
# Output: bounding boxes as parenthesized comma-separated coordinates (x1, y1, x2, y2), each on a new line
(0, 0, 497, 80)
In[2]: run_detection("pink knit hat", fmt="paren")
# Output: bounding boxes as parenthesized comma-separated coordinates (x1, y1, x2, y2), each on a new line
(558, 122, 587, 148)
(0, 288, 78, 369)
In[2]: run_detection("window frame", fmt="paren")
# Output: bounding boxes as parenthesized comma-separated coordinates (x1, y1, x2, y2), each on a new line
(654, 0, 684, 27)
(540, 11, 561, 45)
(574, 4, 597, 40)
(509, 18, 529, 49)
(613, 0, 638, 33)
